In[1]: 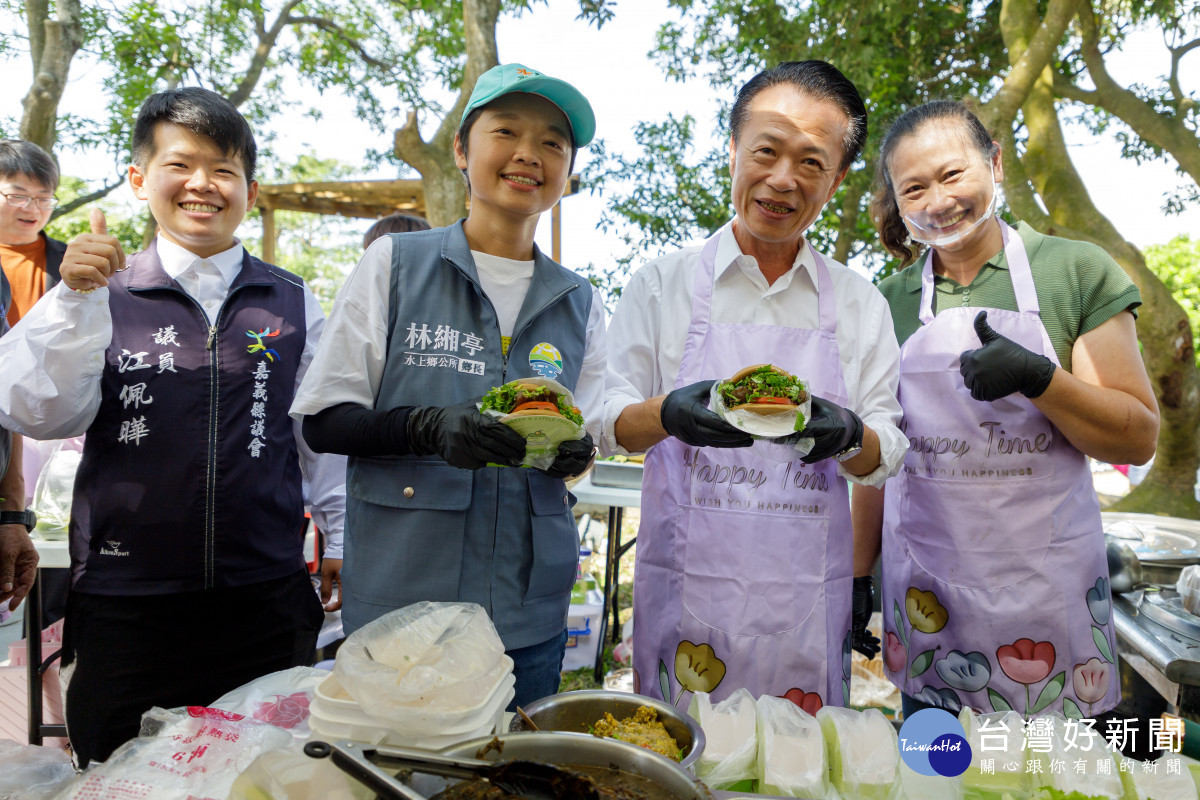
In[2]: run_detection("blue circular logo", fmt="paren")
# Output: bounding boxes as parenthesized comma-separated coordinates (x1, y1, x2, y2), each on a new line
(898, 708, 972, 777)
(528, 342, 563, 379)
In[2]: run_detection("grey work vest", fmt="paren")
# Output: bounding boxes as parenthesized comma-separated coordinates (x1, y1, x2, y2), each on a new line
(343, 222, 592, 651)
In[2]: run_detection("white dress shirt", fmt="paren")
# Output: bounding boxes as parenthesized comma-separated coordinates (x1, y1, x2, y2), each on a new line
(0, 234, 347, 556)
(602, 222, 907, 487)
(290, 235, 609, 444)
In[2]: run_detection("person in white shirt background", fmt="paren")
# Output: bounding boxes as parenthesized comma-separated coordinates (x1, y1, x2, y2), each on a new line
(604, 60, 907, 710)
(0, 87, 346, 766)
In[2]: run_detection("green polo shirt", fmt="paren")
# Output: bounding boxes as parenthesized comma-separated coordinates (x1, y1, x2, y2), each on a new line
(876, 221, 1141, 373)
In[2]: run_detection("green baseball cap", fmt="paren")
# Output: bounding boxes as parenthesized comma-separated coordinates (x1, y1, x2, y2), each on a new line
(461, 63, 595, 147)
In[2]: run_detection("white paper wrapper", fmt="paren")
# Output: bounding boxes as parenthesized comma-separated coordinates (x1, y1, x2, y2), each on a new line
(479, 376, 586, 469)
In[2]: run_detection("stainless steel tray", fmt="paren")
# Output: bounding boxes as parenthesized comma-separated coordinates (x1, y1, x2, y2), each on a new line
(591, 460, 645, 489)
(1102, 512, 1200, 564)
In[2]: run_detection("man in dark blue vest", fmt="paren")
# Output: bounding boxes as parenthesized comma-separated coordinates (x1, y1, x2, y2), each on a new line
(0, 88, 346, 766)
(294, 63, 606, 710)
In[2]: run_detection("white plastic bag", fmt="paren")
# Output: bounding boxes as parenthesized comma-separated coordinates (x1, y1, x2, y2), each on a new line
(56, 706, 291, 800)
(688, 689, 759, 791)
(210, 666, 328, 740)
(817, 705, 901, 800)
(31, 442, 82, 541)
(755, 694, 832, 799)
(227, 743, 373, 800)
(958, 708, 1031, 799)
(333, 602, 506, 719)
(0, 739, 76, 800)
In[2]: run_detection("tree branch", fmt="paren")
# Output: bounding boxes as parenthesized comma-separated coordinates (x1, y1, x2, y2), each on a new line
(1050, 71, 1098, 105)
(1168, 36, 1200, 111)
(285, 15, 394, 71)
(50, 176, 125, 219)
(982, 0, 1081, 133)
(1071, 3, 1200, 186)
(226, 0, 304, 108)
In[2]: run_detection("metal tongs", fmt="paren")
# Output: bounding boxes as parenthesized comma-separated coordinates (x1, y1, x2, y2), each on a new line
(304, 739, 602, 800)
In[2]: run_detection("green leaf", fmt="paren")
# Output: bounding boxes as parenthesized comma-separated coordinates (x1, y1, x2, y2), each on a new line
(988, 689, 1013, 713)
(1093, 626, 1114, 663)
(893, 601, 908, 649)
(1030, 671, 1065, 715)
(658, 658, 671, 703)
(909, 648, 936, 678)
(1063, 697, 1084, 719)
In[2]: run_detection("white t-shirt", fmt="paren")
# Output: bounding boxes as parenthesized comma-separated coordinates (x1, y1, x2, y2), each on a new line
(471, 249, 534, 343)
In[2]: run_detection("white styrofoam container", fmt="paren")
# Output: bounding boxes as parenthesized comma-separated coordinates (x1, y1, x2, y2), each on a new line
(309, 684, 514, 749)
(314, 670, 515, 736)
(562, 599, 603, 672)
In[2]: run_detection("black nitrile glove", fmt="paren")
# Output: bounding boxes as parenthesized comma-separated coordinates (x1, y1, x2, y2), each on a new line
(852, 575, 881, 659)
(799, 396, 864, 464)
(661, 380, 754, 448)
(959, 310, 1056, 402)
(543, 432, 595, 479)
(406, 398, 527, 469)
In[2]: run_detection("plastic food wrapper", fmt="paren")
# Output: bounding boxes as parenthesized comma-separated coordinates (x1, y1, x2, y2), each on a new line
(210, 666, 328, 740)
(0, 738, 76, 799)
(1178, 565, 1200, 617)
(227, 742, 373, 800)
(1026, 711, 1124, 799)
(817, 705, 901, 800)
(755, 694, 832, 799)
(1124, 751, 1200, 800)
(479, 376, 586, 470)
(57, 706, 291, 800)
(333, 601, 507, 720)
(958, 708, 1032, 799)
(689, 689, 759, 791)
(30, 441, 82, 541)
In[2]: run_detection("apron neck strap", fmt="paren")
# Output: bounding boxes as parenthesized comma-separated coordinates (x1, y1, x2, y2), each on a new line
(918, 219, 1039, 325)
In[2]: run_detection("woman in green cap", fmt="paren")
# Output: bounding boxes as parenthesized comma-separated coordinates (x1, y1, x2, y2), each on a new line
(292, 64, 607, 708)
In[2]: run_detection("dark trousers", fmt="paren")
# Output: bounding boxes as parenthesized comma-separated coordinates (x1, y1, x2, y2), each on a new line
(62, 570, 323, 767)
(506, 629, 567, 711)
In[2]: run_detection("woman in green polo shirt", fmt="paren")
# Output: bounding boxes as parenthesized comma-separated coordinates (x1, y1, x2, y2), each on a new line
(854, 100, 1159, 720)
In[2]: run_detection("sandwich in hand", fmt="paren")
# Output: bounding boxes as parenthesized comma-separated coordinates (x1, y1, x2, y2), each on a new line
(717, 364, 809, 416)
(481, 381, 584, 425)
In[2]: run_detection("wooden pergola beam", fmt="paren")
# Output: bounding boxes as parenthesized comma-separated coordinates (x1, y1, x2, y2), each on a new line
(255, 176, 579, 264)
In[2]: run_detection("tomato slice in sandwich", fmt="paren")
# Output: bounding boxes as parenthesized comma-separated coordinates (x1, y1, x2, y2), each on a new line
(512, 400, 560, 414)
(754, 396, 791, 405)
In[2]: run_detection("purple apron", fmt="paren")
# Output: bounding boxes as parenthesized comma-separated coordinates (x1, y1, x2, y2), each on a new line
(880, 221, 1119, 718)
(632, 231, 853, 712)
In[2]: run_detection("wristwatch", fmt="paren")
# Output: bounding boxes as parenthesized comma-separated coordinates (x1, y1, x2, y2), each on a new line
(833, 429, 865, 463)
(0, 509, 36, 532)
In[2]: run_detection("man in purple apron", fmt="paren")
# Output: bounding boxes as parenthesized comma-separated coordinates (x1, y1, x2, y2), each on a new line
(602, 61, 908, 710)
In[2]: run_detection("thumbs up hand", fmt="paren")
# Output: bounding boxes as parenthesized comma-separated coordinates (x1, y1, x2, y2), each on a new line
(958, 310, 1057, 401)
(61, 208, 127, 292)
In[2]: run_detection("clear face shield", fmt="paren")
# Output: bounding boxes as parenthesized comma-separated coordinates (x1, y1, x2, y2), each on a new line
(902, 172, 998, 251)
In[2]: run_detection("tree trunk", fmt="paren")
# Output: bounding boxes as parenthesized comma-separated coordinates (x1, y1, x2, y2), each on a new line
(19, 0, 84, 153)
(393, 0, 501, 227)
(998, 0, 1200, 518)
